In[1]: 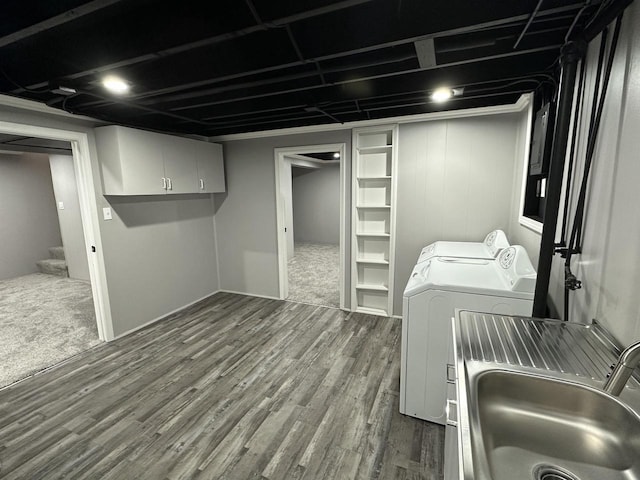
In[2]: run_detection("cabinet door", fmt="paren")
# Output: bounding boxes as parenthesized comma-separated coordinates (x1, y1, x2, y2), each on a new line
(162, 136, 199, 194)
(196, 143, 225, 193)
(118, 128, 166, 195)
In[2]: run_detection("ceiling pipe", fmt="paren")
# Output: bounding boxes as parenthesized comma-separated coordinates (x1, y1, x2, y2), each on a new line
(532, 40, 585, 318)
(582, 0, 633, 41)
(514, 0, 544, 49)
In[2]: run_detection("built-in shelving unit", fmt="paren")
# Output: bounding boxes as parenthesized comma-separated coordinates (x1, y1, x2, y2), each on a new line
(351, 125, 398, 316)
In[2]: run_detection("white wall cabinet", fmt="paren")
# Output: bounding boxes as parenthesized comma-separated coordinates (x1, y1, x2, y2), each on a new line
(96, 125, 225, 195)
(351, 125, 398, 316)
(196, 143, 225, 193)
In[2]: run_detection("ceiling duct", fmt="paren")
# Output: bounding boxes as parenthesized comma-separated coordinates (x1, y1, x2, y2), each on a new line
(414, 38, 437, 69)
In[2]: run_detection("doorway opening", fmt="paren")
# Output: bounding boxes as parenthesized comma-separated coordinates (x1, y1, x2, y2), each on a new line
(0, 121, 112, 388)
(275, 144, 348, 309)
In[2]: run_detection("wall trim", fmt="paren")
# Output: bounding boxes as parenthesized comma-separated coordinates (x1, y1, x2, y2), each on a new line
(0, 93, 99, 123)
(113, 290, 222, 340)
(211, 95, 531, 142)
(0, 119, 114, 341)
(273, 143, 348, 309)
(515, 93, 543, 236)
(218, 289, 281, 301)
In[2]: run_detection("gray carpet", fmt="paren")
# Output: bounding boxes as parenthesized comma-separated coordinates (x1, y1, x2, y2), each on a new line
(0, 273, 101, 388)
(287, 242, 340, 308)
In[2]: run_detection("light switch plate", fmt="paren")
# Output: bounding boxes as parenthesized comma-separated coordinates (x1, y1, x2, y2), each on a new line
(102, 207, 112, 220)
(58, 201, 64, 210)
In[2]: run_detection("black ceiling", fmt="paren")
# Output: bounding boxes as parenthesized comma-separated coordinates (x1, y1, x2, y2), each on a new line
(0, 0, 610, 137)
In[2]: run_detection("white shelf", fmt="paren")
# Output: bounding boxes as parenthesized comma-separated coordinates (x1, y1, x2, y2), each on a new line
(356, 284, 389, 292)
(357, 145, 392, 154)
(352, 124, 397, 316)
(355, 306, 389, 316)
(357, 176, 391, 181)
(356, 232, 390, 237)
(356, 258, 390, 265)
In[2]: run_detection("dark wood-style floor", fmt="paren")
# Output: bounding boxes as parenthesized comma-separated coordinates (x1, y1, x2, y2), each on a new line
(0, 293, 443, 479)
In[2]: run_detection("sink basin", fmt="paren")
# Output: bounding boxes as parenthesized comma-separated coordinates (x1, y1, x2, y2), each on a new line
(471, 370, 640, 480)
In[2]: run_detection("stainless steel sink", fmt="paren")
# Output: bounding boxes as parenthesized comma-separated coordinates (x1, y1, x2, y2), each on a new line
(470, 370, 640, 480)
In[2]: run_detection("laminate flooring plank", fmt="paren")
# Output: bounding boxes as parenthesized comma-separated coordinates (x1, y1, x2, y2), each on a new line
(0, 293, 444, 479)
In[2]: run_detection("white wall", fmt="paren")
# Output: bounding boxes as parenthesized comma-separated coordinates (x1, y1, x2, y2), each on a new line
(0, 152, 62, 280)
(49, 154, 90, 281)
(292, 164, 340, 244)
(550, 4, 640, 345)
(393, 114, 523, 314)
(102, 195, 218, 335)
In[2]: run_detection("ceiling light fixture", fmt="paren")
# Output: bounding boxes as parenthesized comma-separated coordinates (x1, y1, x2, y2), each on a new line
(333, 152, 340, 159)
(431, 88, 453, 103)
(102, 76, 129, 94)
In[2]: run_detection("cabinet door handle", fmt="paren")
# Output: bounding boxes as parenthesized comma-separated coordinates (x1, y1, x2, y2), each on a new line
(446, 399, 458, 427)
(167, 177, 172, 190)
(200, 178, 204, 190)
(162, 177, 167, 190)
(447, 363, 456, 382)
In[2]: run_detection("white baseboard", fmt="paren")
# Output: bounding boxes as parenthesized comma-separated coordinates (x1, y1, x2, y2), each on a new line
(218, 289, 281, 301)
(113, 290, 221, 341)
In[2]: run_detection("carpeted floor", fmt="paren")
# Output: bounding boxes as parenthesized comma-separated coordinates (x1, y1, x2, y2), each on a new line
(287, 242, 340, 308)
(0, 273, 101, 388)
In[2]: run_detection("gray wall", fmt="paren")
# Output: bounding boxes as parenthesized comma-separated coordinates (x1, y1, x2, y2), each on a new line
(49, 154, 90, 281)
(102, 195, 218, 335)
(215, 130, 351, 300)
(512, 4, 640, 346)
(393, 114, 522, 314)
(292, 164, 340, 244)
(0, 152, 62, 280)
(0, 102, 220, 338)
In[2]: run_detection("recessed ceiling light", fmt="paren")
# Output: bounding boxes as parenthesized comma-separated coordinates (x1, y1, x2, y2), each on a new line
(333, 152, 340, 159)
(102, 76, 129, 94)
(431, 88, 452, 102)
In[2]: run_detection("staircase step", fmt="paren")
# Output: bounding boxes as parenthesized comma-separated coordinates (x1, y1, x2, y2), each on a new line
(49, 246, 65, 260)
(36, 259, 69, 277)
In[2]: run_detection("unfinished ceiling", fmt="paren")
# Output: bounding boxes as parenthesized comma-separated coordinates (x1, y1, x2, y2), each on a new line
(0, 0, 611, 137)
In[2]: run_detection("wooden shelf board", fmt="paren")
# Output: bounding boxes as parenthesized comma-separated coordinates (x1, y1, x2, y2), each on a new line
(356, 259, 390, 265)
(356, 176, 391, 181)
(355, 306, 389, 316)
(357, 145, 392, 154)
(355, 284, 389, 292)
(356, 232, 390, 237)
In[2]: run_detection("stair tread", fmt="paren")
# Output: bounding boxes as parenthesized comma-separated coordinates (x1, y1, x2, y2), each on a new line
(36, 258, 69, 277)
(37, 259, 67, 267)
(48, 246, 65, 260)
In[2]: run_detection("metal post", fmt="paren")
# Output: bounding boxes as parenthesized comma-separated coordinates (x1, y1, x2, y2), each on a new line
(532, 41, 585, 317)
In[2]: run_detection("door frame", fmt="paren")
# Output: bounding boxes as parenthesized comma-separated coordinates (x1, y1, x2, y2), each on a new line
(274, 143, 348, 309)
(0, 120, 114, 340)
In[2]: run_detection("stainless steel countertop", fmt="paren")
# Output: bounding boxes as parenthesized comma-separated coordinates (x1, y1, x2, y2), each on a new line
(453, 311, 640, 480)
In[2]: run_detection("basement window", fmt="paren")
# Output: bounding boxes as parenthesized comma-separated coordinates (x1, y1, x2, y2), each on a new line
(520, 97, 555, 231)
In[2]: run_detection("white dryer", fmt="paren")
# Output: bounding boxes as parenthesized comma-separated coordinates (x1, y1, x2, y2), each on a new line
(416, 229, 509, 264)
(400, 245, 536, 424)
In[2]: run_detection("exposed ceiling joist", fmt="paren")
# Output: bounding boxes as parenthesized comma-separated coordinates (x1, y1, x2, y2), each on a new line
(0, 0, 619, 136)
(13, 0, 375, 92)
(0, 0, 124, 49)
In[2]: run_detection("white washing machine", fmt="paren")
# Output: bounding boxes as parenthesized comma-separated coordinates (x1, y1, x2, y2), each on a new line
(400, 245, 536, 424)
(416, 229, 509, 264)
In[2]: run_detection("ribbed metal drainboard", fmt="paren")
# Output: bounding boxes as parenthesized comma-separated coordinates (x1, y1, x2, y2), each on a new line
(458, 312, 621, 380)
